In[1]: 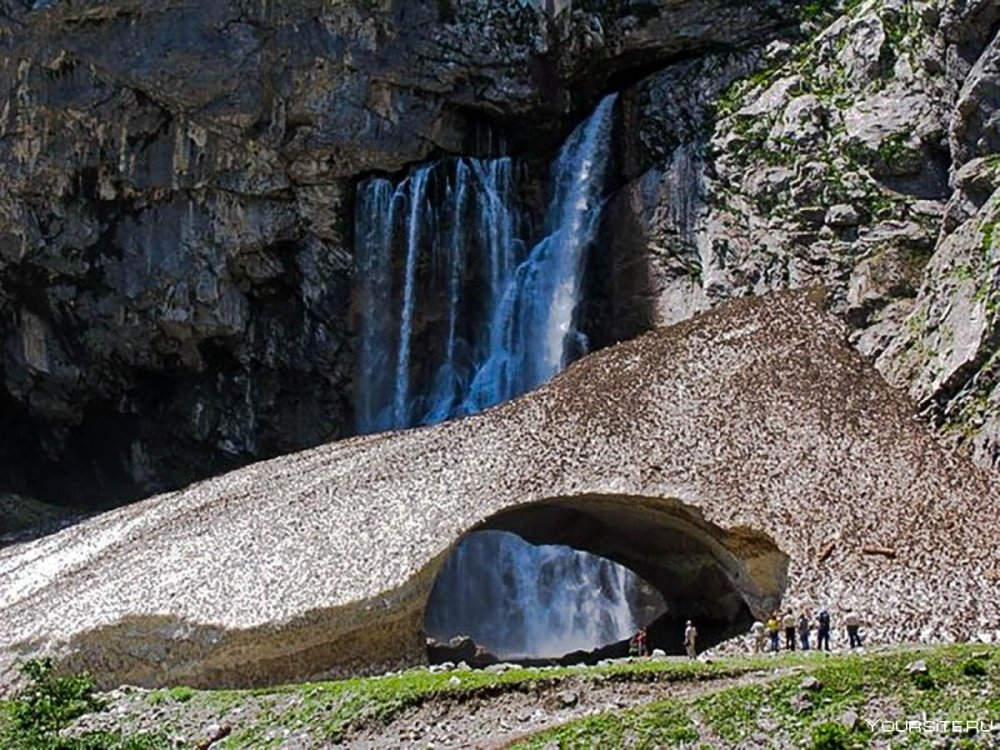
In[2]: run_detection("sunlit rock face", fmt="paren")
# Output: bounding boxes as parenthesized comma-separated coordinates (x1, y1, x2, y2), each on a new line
(0, 291, 996, 691)
(603, 0, 1000, 470)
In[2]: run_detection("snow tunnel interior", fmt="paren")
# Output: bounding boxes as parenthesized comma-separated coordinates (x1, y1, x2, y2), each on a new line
(423, 494, 790, 664)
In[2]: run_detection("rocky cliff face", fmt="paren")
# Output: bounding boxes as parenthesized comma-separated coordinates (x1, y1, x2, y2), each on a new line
(0, 0, 997, 507)
(608, 0, 1000, 470)
(0, 0, 798, 505)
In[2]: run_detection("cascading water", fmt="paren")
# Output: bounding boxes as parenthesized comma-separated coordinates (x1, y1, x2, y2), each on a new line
(354, 94, 656, 658)
(355, 155, 523, 432)
(424, 530, 645, 659)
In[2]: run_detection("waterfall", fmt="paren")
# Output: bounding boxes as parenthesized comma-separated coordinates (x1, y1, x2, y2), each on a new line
(354, 94, 650, 658)
(394, 166, 430, 428)
(424, 530, 645, 659)
(354, 180, 396, 434)
(355, 155, 522, 432)
(459, 94, 617, 414)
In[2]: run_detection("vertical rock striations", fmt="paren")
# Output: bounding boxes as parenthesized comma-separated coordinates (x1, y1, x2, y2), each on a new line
(0, 0, 798, 505)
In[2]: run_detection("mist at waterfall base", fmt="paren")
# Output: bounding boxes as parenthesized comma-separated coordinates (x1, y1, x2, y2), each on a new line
(354, 95, 661, 659)
(428, 530, 662, 660)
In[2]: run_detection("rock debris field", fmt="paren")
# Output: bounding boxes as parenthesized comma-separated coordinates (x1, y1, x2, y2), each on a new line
(0, 290, 997, 691)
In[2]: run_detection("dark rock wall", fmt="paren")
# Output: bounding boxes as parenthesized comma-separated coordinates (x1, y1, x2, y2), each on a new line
(0, 0, 797, 506)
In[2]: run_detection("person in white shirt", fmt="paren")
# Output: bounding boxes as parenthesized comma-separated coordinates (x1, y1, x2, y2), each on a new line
(845, 611, 862, 648)
(683, 620, 698, 658)
(750, 620, 766, 653)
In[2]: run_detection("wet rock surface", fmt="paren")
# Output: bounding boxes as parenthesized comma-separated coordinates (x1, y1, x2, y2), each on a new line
(0, 0, 798, 507)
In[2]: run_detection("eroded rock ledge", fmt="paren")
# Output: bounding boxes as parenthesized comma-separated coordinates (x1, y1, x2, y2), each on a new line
(0, 291, 996, 690)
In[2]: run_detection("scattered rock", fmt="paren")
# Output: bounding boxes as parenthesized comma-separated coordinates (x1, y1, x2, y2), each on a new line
(790, 692, 814, 714)
(484, 663, 517, 674)
(906, 660, 929, 675)
(826, 204, 861, 227)
(195, 723, 231, 750)
(800, 675, 822, 691)
(841, 708, 859, 730)
(548, 690, 579, 709)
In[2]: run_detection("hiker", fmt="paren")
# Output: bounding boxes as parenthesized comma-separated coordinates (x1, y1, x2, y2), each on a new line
(766, 613, 780, 653)
(817, 609, 831, 651)
(783, 611, 797, 651)
(637, 627, 649, 657)
(845, 611, 862, 648)
(797, 613, 810, 651)
(683, 620, 698, 659)
(629, 630, 641, 657)
(750, 620, 766, 653)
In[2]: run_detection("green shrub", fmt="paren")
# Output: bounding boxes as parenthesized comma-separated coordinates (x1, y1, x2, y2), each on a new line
(7, 658, 104, 736)
(809, 721, 853, 750)
(800, 0, 836, 22)
(911, 671, 936, 690)
(961, 659, 987, 677)
(169, 686, 196, 703)
(0, 658, 165, 750)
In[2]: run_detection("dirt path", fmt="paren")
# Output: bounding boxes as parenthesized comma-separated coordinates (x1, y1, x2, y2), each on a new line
(345, 665, 804, 749)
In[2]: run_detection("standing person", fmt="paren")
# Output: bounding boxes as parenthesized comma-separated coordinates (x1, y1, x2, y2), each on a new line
(817, 609, 831, 651)
(766, 613, 780, 653)
(845, 611, 862, 648)
(797, 612, 811, 651)
(783, 611, 797, 651)
(684, 620, 698, 659)
(750, 620, 766, 653)
(637, 627, 649, 657)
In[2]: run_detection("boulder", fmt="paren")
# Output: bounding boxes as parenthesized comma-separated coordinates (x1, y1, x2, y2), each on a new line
(826, 205, 861, 228)
(840, 709, 859, 731)
(800, 676, 822, 691)
(907, 659, 929, 675)
(548, 690, 579, 709)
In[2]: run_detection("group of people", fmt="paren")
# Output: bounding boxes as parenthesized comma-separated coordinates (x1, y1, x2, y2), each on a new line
(626, 609, 862, 661)
(628, 620, 700, 659)
(750, 609, 863, 653)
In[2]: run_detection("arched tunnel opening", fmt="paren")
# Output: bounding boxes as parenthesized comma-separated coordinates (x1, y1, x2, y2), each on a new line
(423, 495, 790, 665)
